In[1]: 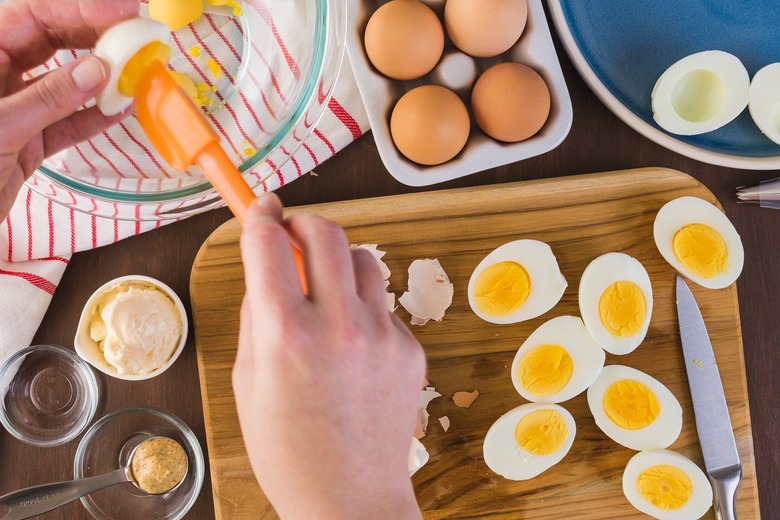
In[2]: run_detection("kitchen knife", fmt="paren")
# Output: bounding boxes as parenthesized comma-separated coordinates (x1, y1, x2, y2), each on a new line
(675, 275, 741, 520)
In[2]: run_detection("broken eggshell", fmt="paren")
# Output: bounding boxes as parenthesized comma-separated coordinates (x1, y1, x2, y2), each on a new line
(399, 259, 454, 325)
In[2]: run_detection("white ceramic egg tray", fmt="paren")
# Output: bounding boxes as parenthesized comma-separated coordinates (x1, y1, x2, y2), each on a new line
(345, 0, 573, 187)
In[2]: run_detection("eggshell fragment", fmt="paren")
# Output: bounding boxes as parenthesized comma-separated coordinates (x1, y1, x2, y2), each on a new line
(439, 416, 451, 432)
(399, 259, 454, 325)
(416, 387, 442, 438)
(453, 390, 480, 408)
(408, 437, 430, 476)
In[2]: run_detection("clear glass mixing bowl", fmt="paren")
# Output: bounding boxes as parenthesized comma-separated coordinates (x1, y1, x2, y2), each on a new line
(28, 0, 346, 221)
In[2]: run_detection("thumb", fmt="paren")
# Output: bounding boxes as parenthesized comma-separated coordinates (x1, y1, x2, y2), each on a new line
(2, 56, 109, 148)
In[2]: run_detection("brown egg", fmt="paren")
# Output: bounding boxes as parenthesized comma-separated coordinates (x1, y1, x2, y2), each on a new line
(390, 85, 470, 165)
(471, 62, 550, 143)
(364, 0, 444, 81)
(444, 0, 528, 58)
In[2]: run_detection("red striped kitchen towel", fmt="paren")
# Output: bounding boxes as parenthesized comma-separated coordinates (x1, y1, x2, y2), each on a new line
(0, 1, 369, 363)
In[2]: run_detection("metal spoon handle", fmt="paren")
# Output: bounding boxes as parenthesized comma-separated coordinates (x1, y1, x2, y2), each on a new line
(0, 468, 128, 520)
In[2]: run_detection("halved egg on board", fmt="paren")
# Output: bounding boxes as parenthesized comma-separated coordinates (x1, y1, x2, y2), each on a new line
(651, 50, 750, 135)
(510, 315, 605, 403)
(94, 18, 172, 116)
(587, 365, 682, 451)
(748, 63, 780, 145)
(653, 196, 744, 289)
(467, 240, 567, 324)
(578, 252, 653, 355)
(483, 403, 575, 481)
(623, 450, 713, 520)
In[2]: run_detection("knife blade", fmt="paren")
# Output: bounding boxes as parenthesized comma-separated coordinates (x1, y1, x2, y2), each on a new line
(676, 275, 741, 520)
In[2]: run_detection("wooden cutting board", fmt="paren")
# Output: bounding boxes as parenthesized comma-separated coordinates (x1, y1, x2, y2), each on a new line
(191, 167, 759, 519)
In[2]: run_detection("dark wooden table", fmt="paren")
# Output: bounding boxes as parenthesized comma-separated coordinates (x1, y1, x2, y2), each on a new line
(2, 11, 779, 520)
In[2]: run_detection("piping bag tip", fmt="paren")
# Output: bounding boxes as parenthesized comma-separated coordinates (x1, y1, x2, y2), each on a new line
(134, 60, 308, 295)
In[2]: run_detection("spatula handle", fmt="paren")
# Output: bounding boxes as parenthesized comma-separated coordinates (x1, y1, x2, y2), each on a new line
(196, 142, 308, 295)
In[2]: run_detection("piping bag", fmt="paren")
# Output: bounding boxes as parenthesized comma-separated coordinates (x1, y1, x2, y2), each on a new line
(133, 60, 308, 294)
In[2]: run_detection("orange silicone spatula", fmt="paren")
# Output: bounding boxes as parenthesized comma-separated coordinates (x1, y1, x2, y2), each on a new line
(134, 60, 308, 294)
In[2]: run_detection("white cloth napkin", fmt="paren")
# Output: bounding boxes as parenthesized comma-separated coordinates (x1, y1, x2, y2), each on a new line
(0, 3, 369, 364)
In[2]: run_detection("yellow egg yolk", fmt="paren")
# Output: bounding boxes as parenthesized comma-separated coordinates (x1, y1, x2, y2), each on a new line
(518, 345, 574, 396)
(598, 281, 646, 337)
(149, 0, 204, 31)
(118, 41, 171, 98)
(514, 409, 568, 456)
(603, 379, 660, 430)
(672, 223, 728, 279)
(637, 464, 693, 510)
(207, 59, 222, 79)
(474, 261, 530, 316)
(168, 71, 202, 107)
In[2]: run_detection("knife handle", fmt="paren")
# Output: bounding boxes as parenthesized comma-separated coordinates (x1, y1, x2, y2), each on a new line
(710, 465, 741, 520)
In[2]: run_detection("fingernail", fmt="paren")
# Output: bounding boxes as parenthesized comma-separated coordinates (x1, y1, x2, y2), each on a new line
(254, 192, 281, 209)
(72, 57, 107, 93)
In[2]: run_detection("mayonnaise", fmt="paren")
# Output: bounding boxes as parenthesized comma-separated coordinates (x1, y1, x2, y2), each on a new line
(88, 282, 182, 376)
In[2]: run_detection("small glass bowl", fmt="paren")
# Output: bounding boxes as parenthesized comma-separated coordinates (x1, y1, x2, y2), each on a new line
(74, 407, 205, 520)
(0, 344, 99, 447)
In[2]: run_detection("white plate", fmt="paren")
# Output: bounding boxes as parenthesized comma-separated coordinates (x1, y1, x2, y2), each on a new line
(345, 0, 573, 186)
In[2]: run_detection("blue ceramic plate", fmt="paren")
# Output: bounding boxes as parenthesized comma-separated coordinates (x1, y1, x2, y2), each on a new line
(548, 0, 780, 169)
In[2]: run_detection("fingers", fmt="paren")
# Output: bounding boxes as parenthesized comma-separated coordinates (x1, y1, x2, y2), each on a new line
(0, 55, 109, 151)
(241, 193, 306, 315)
(352, 248, 390, 313)
(42, 105, 129, 158)
(234, 293, 256, 381)
(0, 163, 26, 220)
(286, 213, 356, 301)
(0, 0, 138, 67)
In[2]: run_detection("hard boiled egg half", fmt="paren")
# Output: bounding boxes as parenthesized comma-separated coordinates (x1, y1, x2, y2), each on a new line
(623, 450, 713, 520)
(587, 365, 682, 451)
(511, 315, 605, 403)
(748, 63, 780, 145)
(93, 18, 172, 116)
(483, 403, 575, 481)
(579, 252, 653, 355)
(652, 50, 749, 135)
(467, 240, 567, 324)
(654, 196, 744, 289)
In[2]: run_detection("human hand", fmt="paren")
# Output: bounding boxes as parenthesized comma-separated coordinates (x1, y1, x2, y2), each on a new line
(234, 193, 426, 520)
(0, 0, 139, 219)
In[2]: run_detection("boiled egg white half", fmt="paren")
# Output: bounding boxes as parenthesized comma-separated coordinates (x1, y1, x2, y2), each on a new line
(483, 402, 575, 481)
(654, 196, 744, 289)
(511, 315, 605, 403)
(623, 450, 713, 520)
(579, 252, 653, 355)
(652, 50, 749, 135)
(587, 365, 682, 451)
(94, 18, 172, 116)
(467, 240, 567, 324)
(748, 63, 780, 145)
